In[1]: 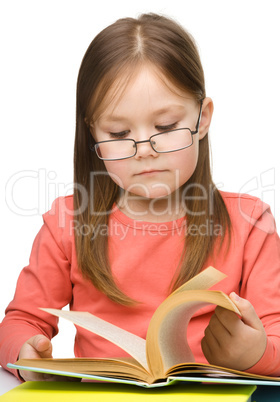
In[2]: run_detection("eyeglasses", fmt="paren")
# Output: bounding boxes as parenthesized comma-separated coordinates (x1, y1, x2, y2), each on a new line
(90, 103, 202, 161)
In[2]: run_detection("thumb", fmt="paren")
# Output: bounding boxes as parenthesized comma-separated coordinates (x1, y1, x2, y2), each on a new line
(32, 335, 53, 358)
(229, 292, 262, 330)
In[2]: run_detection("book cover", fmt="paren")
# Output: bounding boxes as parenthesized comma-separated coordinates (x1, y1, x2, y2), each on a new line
(0, 381, 257, 402)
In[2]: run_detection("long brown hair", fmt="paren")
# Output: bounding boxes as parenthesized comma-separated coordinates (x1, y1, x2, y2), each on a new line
(74, 13, 231, 305)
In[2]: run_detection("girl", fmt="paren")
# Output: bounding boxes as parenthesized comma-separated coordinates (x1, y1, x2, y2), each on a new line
(1, 13, 280, 382)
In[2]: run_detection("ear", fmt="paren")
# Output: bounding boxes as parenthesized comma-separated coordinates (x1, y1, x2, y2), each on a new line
(86, 119, 96, 140)
(84, 117, 94, 131)
(198, 97, 214, 140)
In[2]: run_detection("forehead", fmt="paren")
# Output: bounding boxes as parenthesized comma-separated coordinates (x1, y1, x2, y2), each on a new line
(91, 64, 195, 123)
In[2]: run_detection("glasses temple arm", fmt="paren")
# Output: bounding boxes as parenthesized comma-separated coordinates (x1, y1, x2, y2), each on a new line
(194, 101, 203, 133)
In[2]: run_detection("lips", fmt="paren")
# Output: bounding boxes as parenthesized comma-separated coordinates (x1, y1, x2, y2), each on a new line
(136, 169, 167, 176)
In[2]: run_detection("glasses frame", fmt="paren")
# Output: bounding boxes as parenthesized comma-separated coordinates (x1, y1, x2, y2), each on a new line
(89, 101, 203, 161)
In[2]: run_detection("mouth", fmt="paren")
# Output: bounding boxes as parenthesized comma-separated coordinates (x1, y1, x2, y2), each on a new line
(135, 169, 168, 176)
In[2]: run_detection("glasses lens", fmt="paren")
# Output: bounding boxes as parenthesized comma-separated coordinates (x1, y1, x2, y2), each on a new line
(152, 129, 193, 152)
(95, 139, 136, 160)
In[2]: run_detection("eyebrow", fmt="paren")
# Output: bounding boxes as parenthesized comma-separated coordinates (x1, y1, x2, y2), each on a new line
(100, 104, 187, 123)
(152, 105, 187, 116)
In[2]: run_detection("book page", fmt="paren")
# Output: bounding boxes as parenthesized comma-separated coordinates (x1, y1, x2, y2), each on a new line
(171, 266, 227, 295)
(40, 309, 148, 370)
(146, 290, 240, 379)
(10, 356, 153, 383)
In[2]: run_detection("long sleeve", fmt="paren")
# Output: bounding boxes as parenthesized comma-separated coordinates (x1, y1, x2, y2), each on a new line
(1, 193, 280, 381)
(0, 200, 73, 379)
(238, 198, 280, 376)
(187, 193, 280, 376)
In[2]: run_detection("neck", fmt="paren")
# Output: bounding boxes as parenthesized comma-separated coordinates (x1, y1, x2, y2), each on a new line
(117, 191, 185, 222)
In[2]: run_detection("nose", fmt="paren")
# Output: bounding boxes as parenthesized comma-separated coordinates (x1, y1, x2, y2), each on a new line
(133, 138, 158, 159)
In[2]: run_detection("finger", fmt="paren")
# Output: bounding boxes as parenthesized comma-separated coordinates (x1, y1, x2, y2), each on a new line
(205, 312, 228, 345)
(47, 375, 81, 382)
(203, 313, 232, 353)
(31, 335, 53, 358)
(229, 292, 263, 330)
(19, 370, 53, 382)
(214, 306, 243, 336)
(19, 335, 53, 360)
(19, 370, 81, 382)
(201, 327, 222, 364)
(201, 336, 211, 360)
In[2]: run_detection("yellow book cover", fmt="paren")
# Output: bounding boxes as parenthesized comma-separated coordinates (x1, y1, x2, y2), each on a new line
(0, 382, 256, 402)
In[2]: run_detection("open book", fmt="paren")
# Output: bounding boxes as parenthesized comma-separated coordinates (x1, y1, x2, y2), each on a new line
(8, 267, 280, 388)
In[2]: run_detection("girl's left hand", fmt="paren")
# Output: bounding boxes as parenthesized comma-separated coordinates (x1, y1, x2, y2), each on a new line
(201, 292, 267, 371)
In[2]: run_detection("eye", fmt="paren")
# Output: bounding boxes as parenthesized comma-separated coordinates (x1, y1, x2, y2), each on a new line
(155, 122, 178, 132)
(109, 130, 130, 139)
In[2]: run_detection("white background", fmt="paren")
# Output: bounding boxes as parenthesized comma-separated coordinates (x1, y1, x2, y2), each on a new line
(1, 0, 279, 357)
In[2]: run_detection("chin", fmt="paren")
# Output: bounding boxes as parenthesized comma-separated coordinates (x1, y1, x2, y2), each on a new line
(133, 190, 176, 201)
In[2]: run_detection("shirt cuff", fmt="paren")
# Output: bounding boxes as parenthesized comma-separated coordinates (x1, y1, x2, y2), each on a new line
(245, 336, 280, 377)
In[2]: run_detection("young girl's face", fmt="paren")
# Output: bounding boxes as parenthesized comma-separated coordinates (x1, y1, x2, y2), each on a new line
(93, 66, 208, 211)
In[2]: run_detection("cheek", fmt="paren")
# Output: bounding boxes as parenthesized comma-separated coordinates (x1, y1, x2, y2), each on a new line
(171, 142, 199, 186)
(103, 141, 200, 198)
(103, 160, 129, 189)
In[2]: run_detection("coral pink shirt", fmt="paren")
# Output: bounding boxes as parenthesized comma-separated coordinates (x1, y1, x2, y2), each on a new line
(1, 191, 280, 380)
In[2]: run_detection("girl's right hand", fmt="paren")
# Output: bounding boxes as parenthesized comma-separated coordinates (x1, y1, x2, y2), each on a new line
(18, 334, 80, 382)
(18, 334, 54, 381)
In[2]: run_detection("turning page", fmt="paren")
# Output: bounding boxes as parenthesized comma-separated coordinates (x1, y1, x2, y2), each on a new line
(40, 308, 148, 370)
